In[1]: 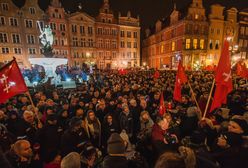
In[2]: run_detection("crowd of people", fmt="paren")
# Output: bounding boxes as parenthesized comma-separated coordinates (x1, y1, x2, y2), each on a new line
(0, 69, 248, 168)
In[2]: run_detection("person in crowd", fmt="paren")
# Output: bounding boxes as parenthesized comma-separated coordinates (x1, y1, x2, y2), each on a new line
(119, 104, 133, 139)
(138, 110, 154, 140)
(61, 117, 88, 156)
(102, 133, 128, 168)
(61, 152, 81, 168)
(152, 116, 178, 156)
(5, 140, 36, 168)
(80, 142, 98, 168)
(43, 151, 61, 168)
(35, 114, 63, 162)
(85, 110, 102, 148)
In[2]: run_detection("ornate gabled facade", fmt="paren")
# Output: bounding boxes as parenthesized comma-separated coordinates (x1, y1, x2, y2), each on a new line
(47, 0, 70, 60)
(0, 0, 140, 69)
(68, 11, 96, 68)
(238, 8, 248, 61)
(142, 0, 208, 69)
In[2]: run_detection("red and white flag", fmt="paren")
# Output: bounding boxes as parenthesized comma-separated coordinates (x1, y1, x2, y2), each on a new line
(154, 70, 160, 79)
(210, 40, 233, 112)
(0, 59, 28, 104)
(173, 61, 188, 102)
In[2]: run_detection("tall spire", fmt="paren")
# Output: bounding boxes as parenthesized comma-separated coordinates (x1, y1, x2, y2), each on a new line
(51, 0, 61, 8)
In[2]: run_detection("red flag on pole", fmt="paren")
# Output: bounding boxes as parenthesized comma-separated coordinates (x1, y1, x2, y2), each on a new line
(159, 92, 166, 116)
(210, 41, 233, 112)
(173, 61, 188, 102)
(0, 58, 28, 104)
(237, 62, 248, 79)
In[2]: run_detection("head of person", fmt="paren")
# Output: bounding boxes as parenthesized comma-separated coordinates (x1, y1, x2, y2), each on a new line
(129, 99, 137, 107)
(154, 152, 185, 168)
(87, 110, 96, 122)
(217, 132, 243, 148)
(75, 108, 84, 118)
(105, 114, 113, 125)
(23, 111, 34, 124)
(46, 114, 58, 125)
(13, 140, 33, 160)
(61, 152, 81, 168)
(140, 111, 150, 122)
(122, 104, 130, 114)
(228, 119, 248, 135)
(107, 133, 126, 155)
(156, 116, 169, 131)
(69, 117, 82, 133)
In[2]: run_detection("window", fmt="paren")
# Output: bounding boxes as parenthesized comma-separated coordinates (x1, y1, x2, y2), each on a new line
(12, 34, 20, 43)
(29, 7, 36, 14)
(127, 31, 131, 38)
(134, 32, 138, 38)
(112, 52, 117, 59)
(185, 39, 191, 49)
(72, 25, 77, 33)
(80, 26, 85, 34)
(73, 37, 78, 46)
(127, 42, 131, 48)
(215, 40, 219, 49)
(27, 35, 35, 44)
(9, 17, 18, 26)
(0, 16, 5, 25)
(211, 28, 214, 34)
(246, 27, 248, 36)
(1, 47, 9, 54)
(60, 24, 66, 31)
(106, 39, 110, 48)
(134, 42, 138, 48)
(97, 28, 102, 35)
(127, 52, 131, 58)
(0, 33, 8, 43)
(28, 48, 36, 54)
(239, 39, 243, 47)
(120, 31, 125, 37)
(171, 41, 175, 51)
(240, 27, 245, 35)
(25, 20, 33, 28)
(13, 48, 22, 54)
(209, 40, 213, 49)
(50, 23, 56, 30)
(195, 14, 199, 20)
(121, 41, 125, 48)
(1, 3, 9, 11)
(88, 27, 93, 35)
(88, 39, 93, 47)
(193, 39, 198, 49)
(200, 39, 204, 49)
(244, 40, 247, 47)
(217, 29, 220, 35)
(133, 52, 137, 59)
(112, 40, 117, 49)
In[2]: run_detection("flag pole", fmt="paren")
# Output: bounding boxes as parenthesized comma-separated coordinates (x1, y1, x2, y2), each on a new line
(202, 79, 215, 119)
(188, 81, 202, 117)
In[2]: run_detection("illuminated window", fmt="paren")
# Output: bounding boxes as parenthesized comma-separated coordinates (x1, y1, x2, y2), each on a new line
(200, 39, 204, 49)
(195, 14, 199, 20)
(171, 42, 175, 51)
(160, 44, 164, 53)
(193, 39, 198, 49)
(215, 40, 219, 49)
(186, 39, 191, 49)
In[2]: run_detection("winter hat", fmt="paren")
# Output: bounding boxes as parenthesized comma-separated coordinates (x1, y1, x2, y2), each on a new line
(223, 132, 243, 146)
(107, 133, 125, 155)
(69, 117, 82, 127)
(231, 118, 248, 135)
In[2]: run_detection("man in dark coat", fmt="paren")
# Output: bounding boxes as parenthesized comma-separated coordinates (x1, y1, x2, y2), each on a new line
(61, 117, 88, 156)
(102, 133, 128, 168)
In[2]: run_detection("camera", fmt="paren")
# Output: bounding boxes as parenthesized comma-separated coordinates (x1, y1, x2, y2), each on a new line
(164, 132, 177, 144)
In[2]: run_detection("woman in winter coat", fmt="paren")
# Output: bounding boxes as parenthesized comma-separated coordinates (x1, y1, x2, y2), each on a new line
(84, 110, 101, 148)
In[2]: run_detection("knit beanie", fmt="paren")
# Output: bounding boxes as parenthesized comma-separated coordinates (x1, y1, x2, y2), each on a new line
(231, 118, 248, 135)
(107, 133, 125, 155)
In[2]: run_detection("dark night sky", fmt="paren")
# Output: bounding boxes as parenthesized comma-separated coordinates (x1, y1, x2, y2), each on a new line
(13, 0, 248, 37)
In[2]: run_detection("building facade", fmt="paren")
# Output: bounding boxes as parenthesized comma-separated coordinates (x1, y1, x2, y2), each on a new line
(0, 0, 45, 68)
(0, 0, 140, 69)
(238, 9, 248, 61)
(142, 0, 208, 69)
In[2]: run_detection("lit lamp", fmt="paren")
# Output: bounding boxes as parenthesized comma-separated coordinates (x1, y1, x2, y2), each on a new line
(143, 62, 147, 66)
